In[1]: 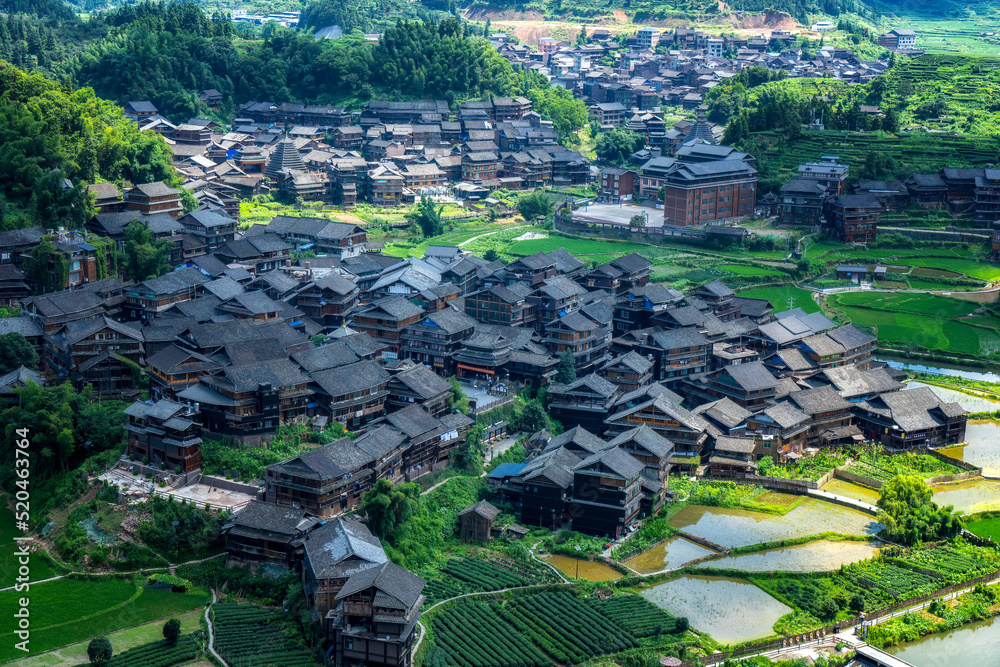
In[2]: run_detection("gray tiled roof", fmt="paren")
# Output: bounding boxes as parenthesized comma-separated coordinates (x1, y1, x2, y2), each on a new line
(608, 424, 674, 458)
(390, 363, 451, 399)
(230, 500, 306, 536)
(292, 342, 360, 373)
(312, 360, 390, 396)
(214, 359, 311, 393)
(334, 560, 425, 611)
(305, 517, 388, 580)
(385, 404, 441, 438)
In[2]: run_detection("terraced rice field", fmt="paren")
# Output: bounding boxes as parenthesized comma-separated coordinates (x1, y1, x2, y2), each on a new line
(826, 292, 1000, 356)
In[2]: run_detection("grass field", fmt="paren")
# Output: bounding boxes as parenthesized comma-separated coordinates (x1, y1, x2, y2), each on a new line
(508, 234, 656, 258)
(738, 286, 819, 313)
(965, 516, 1000, 542)
(0, 577, 210, 662)
(8, 608, 204, 667)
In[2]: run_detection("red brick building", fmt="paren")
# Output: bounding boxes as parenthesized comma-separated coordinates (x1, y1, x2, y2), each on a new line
(600, 167, 637, 202)
(661, 160, 757, 227)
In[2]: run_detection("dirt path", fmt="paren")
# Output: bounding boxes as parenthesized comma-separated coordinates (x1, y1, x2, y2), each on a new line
(205, 589, 227, 667)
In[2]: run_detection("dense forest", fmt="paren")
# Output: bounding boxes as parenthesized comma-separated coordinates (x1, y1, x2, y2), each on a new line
(0, 61, 176, 230)
(68, 4, 527, 119)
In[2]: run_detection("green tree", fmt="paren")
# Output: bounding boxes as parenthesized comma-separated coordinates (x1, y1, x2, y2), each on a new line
(483, 248, 501, 262)
(594, 126, 645, 165)
(0, 332, 38, 374)
(629, 214, 645, 228)
(359, 478, 419, 541)
(555, 349, 576, 384)
(723, 112, 749, 146)
(311, 334, 328, 346)
(406, 195, 444, 238)
(454, 425, 483, 473)
(757, 455, 774, 477)
(87, 636, 112, 665)
(162, 618, 181, 644)
(447, 376, 470, 414)
(518, 399, 548, 434)
(124, 221, 171, 280)
(859, 148, 898, 180)
(876, 475, 960, 545)
(517, 191, 554, 223)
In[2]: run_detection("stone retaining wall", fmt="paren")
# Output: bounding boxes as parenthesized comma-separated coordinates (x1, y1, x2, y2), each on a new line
(833, 467, 883, 490)
(199, 474, 264, 499)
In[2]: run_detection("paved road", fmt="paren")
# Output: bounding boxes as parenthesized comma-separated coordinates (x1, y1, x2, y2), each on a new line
(806, 488, 879, 515)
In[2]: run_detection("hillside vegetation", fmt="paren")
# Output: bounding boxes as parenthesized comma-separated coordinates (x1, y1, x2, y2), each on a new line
(0, 61, 176, 229)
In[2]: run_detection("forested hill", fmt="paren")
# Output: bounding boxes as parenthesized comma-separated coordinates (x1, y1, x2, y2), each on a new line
(0, 0, 74, 20)
(0, 61, 176, 231)
(73, 4, 525, 119)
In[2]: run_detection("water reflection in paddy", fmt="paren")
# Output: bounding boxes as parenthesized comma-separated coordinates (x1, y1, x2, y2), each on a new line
(907, 382, 1000, 412)
(641, 575, 791, 645)
(692, 539, 879, 573)
(819, 478, 882, 504)
(931, 478, 1000, 514)
(544, 555, 622, 581)
(624, 536, 715, 575)
(669, 497, 881, 549)
(886, 615, 1000, 666)
(939, 421, 1000, 474)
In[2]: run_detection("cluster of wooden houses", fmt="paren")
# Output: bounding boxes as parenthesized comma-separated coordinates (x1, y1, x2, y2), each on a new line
(121, 97, 593, 209)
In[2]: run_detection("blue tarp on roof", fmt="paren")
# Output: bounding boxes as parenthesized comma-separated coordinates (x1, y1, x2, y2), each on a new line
(487, 462, 527, 479)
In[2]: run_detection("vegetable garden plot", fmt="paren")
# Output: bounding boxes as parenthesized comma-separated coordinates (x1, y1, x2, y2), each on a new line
(212, 603, 316, 667)
(586, 594, 681, 637)
(896, 544, 997, 579)
(845, 562, 941, 600)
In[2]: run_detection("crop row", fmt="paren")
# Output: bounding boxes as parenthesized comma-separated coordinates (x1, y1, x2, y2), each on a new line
(498, 593, 637, 664)
(213, 603, 314, 667)
(586, 595, 679, 637)
(898, 544, 992, 577)
(430, 602, 551, 667)
(73, 635, 201, 667)
(443, 558, 530, 589)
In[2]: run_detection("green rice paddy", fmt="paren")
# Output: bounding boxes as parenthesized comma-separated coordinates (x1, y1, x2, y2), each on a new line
(737, 286, 819, 313)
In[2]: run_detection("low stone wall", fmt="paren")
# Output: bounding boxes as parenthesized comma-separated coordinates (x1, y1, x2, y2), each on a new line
(880, 226, 990, 243)
(833, 467, 883, 490)
(925, 470, 981, 485)
(199, 474, 264, 499)
(928, 448, 981, 472)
